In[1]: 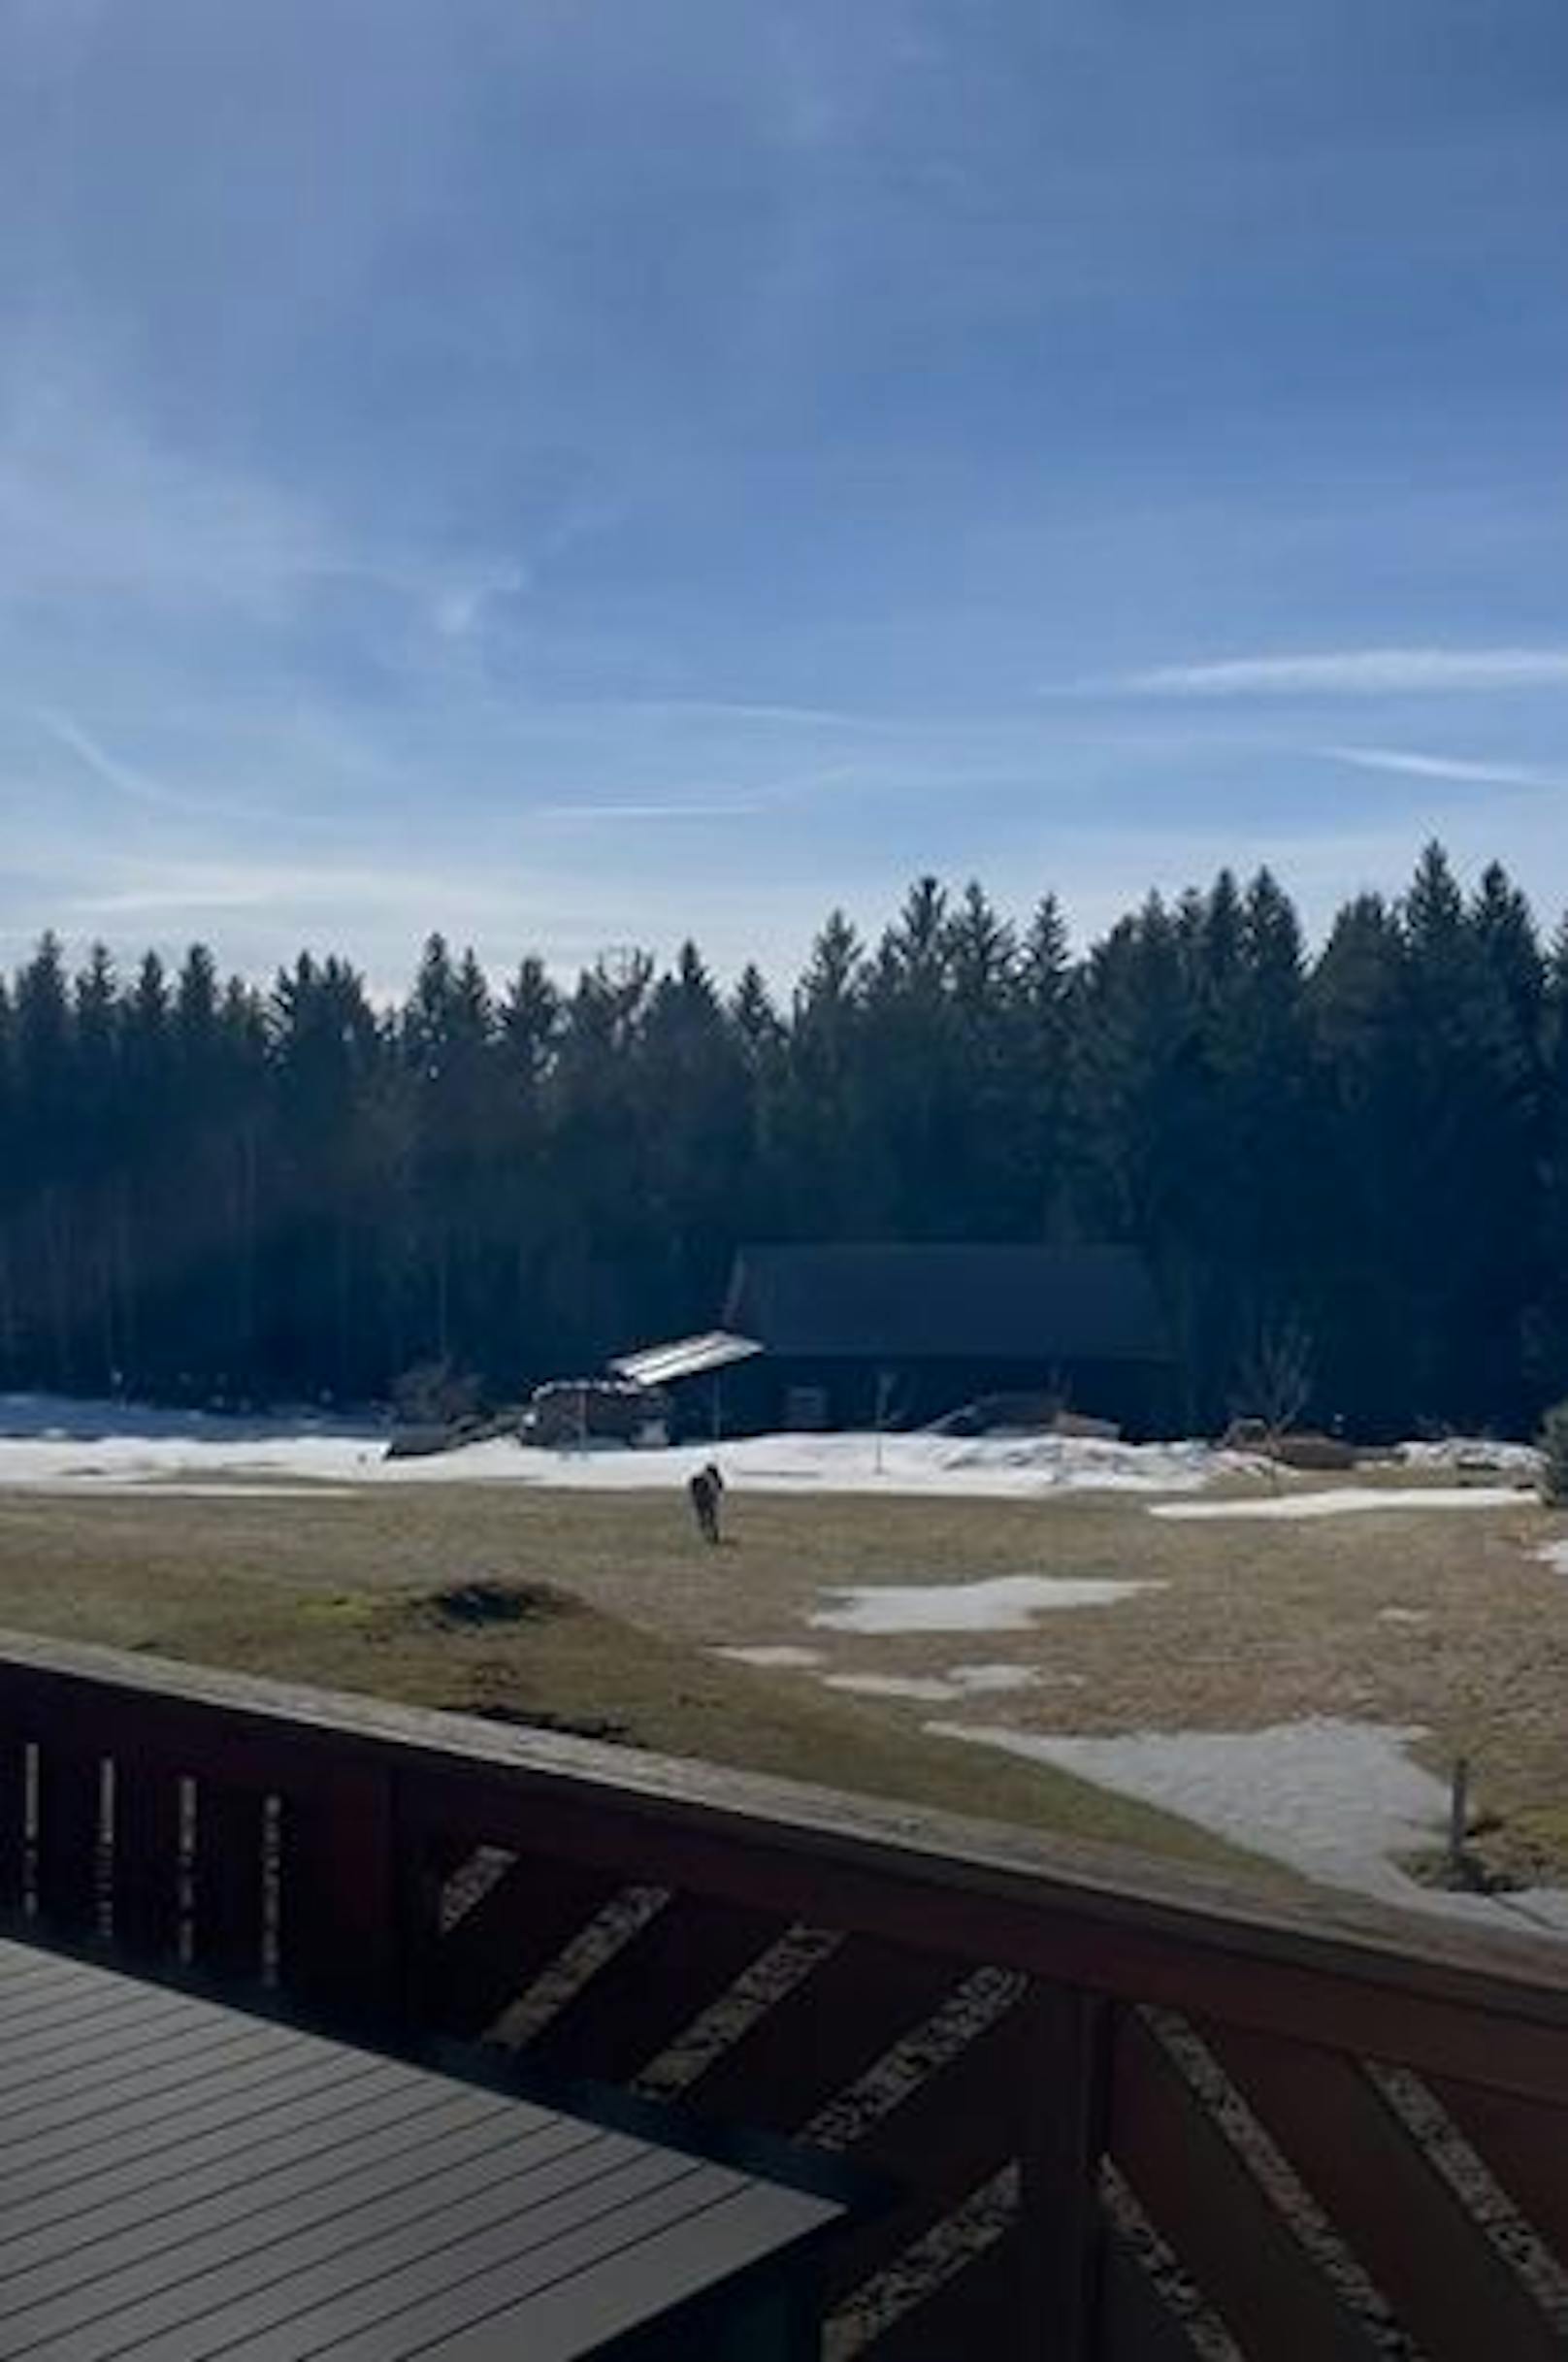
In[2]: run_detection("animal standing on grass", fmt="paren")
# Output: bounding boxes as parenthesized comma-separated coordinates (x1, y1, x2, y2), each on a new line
(688, 1461, 725, 1545)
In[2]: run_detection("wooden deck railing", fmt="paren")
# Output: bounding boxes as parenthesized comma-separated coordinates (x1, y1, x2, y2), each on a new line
(2, 1628, 1566, 2359)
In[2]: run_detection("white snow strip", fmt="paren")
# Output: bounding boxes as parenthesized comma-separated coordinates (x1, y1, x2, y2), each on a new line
(810, 1574, 1159, 1635)
(1152, 1486, 1524, 1522)
(928, 1717, 1568, 1935)
(714, 1645, 825, 1670)
(1377, 1608, 1431, 1625)
(825, 1672, 972, 1703)
(1535, 1540, 1568, 1576)
(4, 1482, 360, 1500)
(946, 1662, 1039, 1694)
(1397, 1437, 1541, 1476)
(0, 1403, 1268, 1499)
(824, 1663, 1040, 1705)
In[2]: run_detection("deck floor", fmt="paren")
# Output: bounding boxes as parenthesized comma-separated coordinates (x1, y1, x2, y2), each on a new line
(0, 1933, 839, 2360)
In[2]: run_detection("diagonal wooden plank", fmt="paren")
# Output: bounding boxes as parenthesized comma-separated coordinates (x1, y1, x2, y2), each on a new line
(1210, 2025, 1565, 2362)
(821, 2000, 1026, 2308)
(518, 1890, 785, 2087)
(417, 1851, 626, 2040)
(852, 2230, 1025, 2362)
(1431, 2074, 1568, 2264)
(1100, 2228, 1205, 2362)
(682, 1933, 964, 2138)
(1112, 2013, 1385, 2362)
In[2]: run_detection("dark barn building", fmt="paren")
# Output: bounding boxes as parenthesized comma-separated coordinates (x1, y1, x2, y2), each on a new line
(718, 1242, 1175, 1435)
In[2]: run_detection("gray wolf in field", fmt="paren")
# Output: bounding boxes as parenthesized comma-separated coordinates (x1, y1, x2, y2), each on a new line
(688, 1461, 725, 1544)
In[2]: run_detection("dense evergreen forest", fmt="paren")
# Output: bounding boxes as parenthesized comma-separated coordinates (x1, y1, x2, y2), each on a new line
(1, 840, 1565, 1437)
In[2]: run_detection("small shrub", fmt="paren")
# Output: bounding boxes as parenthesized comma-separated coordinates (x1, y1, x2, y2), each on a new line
(1538, 1400, 1568, 1506)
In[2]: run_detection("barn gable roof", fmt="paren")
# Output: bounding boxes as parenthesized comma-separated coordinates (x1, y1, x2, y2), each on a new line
(724, 1243, 1171, 1364)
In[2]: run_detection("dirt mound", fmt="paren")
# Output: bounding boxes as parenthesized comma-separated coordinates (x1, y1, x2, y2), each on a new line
(420, 1579, 570, 1627)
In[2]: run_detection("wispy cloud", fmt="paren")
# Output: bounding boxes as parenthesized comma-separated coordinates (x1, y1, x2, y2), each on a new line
(534, 800, 767, 822)
(36, 709, 192, 814)
(1320, 744, 1568, 792)
(532, 759, 868, 824)
(1089, 648, 1568, 699)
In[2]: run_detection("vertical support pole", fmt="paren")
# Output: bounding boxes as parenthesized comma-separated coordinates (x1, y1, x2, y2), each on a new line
(1449, 1756, 1472, 1881)
(1025, 1985, 1115, 2360)
(278, 1758, 407, 2043)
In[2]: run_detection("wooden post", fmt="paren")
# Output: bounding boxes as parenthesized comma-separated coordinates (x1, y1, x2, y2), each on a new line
(1025, 1984, 1115, 2359)
(1450, 1757, 1472, 1882)
(278, 1759, 407, 2041)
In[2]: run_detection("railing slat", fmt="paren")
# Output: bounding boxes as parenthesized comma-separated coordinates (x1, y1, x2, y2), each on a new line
(192, 1781, 267, 1983)
(521, 1890, 784, 2088)
(1111, 2013, 1386, 2362)
(111, 1758, 182, 1963)
(819, 1999, 1026, 2309)
(34, 1746, 102, 1941)
(850, 2232, 1025, 2362)
(1100, 2231, 1203, 2362)
(278, 1763, 401, 2035)
(1432, 2074, 1568, 2260)
(416, 1851, 625, 2041)
(1209, 2026, 1565, 2362)
(683, 1935, 962, 2136)
(0, 1738, 25, 1913)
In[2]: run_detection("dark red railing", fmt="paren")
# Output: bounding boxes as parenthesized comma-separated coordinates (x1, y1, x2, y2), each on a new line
(2, 1629, 1566, 2358)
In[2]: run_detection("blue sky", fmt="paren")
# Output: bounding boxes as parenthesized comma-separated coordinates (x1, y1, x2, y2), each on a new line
(3, 0, 1567, 987)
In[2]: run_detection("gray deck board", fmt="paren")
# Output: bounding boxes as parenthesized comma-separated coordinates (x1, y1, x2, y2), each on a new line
(0, 1932, 841, 2358)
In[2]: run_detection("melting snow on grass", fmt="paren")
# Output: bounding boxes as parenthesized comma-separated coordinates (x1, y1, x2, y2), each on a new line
(1396, 1437, 1541, 1477)
(1152, 1486, 1525, 1522)
(810, 1573, 1159, 1634)
(823, 1663, 1039, 1704)
(714, 1645, 825, 1670)
(928, 1717, 1568, 1935)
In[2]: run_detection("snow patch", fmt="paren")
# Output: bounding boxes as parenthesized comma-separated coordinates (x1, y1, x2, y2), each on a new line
(1396, 1436, 1541, 1477)
(810, 1574, 1159, 1635)
(11, 1482, 359, 1501)
(714, 1645, 824, 1670)
(1535, 1540, 1568, 1576)
(823, 1662, 1040, 1705)
(928, 1717, 1568, 1934)
(1152, 1486, 1524, 1522)
(825, 1672, 973, 1703)
(945, 1662, 1039, 1694)
(1378, 1607, 1430, 1626)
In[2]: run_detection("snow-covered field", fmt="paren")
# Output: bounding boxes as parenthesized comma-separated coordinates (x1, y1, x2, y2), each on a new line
(927, 1716, 1568, 1936)
(1152, 1484, 1529, 1522)
(810, 1573, 1160, 1633)
(0, 1394, 1544, 1512)
(0, 1395, 1268, 1498)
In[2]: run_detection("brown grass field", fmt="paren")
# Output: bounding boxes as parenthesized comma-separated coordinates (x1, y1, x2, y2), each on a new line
(0, 1471, 1563, 1891)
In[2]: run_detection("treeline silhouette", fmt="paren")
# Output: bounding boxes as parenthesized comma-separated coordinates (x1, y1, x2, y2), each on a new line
(1, 841, 1564, 1436)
